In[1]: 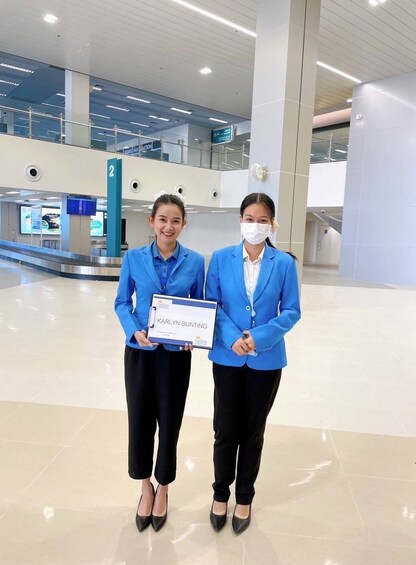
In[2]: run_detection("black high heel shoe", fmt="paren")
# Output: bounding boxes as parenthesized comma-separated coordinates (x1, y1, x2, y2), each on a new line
(151, 485, 168, 532)
(232, 504, 251, 535)
(209, 500, 227, 532)
(135, 483, 155, 532)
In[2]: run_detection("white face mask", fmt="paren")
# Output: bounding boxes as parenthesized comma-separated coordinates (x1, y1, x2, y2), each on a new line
(240, 222, 271, 245)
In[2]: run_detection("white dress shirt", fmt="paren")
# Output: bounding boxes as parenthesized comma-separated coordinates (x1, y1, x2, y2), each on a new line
(243, 245, 265, 307)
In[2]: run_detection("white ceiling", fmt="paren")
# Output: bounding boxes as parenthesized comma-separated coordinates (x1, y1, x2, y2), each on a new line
(1, 0, 415, 214)
(1, 0, 416, 120)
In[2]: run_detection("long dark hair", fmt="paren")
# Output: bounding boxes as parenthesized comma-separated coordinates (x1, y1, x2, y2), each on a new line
(240, 192, 275, 248)
(150, 193, 186, 221)
(240, 192, 297, 260)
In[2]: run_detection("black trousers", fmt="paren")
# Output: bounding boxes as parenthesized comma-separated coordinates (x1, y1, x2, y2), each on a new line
(124, 345, 191, 485)
(212, 362, 282, 505)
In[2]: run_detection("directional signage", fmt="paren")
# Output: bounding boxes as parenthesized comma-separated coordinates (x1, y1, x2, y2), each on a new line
(211, 126, 234, 145)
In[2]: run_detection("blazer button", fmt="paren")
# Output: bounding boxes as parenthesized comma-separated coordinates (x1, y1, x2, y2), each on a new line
(246, 305, 250, 311)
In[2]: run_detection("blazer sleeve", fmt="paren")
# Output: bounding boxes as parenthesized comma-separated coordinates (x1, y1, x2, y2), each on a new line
(114, 251, 144, 342)
(250, 257, 301, 351)
(206, 251, 243, 349)
(189, 255, 205, 300)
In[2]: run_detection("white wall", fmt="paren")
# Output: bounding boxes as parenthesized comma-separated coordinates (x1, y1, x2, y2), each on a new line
(0, 134, 222, 207)
(304, 221, 318, 263)
(179, 212, 241, 257)
(340, 72, 416, 286)
(122, 211, 153, 249)
(307, 161, 346, 207)
(1, 132, 348, 264)
(315, 224, 341, 265)
(220, 169, 249, 208)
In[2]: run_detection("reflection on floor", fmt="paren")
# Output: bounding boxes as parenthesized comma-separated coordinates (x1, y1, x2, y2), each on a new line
(0, 258, 415, 564)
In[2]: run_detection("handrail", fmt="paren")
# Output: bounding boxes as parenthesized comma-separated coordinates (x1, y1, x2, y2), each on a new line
(0, 103, 350, 167)
(0, 103, 249, 170)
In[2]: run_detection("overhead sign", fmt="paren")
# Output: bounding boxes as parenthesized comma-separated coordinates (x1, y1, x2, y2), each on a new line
(211, 126, 234, 145)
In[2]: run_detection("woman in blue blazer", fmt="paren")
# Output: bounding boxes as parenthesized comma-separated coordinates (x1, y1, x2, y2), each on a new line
(206, 193, 301, 534)
(115, 193, 204, 533)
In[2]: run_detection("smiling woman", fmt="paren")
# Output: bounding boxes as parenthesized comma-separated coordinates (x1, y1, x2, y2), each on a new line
(114, 192, 205, 533)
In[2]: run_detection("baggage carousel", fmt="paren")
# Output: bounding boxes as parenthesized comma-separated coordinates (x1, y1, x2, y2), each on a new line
(0, 240, 122, 280)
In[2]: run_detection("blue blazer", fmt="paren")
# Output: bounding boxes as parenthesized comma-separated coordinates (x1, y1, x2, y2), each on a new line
(115, 242, 205, 351)
(206, 242, 300, 370)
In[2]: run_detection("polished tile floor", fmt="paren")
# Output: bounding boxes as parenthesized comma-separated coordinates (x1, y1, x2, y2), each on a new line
(0, 258, 415, 564)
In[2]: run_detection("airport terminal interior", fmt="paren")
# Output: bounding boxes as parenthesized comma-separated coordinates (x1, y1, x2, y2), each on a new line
(1, 259, 416, 564)
(1, 1, 416, 564)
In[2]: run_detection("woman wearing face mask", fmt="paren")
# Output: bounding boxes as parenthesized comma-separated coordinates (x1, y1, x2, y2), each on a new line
(205, 192, 300, 534)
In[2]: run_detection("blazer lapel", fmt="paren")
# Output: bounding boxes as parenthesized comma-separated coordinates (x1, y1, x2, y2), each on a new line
(253, 245, 275, 301)
(232, 243, 250, 304)
(170, 242, 187, 278)
(142, 244, 162, 291)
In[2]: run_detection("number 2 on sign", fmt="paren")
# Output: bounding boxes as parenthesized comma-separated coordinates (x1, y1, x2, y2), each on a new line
(109, 164, 115, 177)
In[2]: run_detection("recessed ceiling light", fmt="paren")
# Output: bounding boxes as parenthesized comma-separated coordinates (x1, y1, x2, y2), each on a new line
(0, 63, 33, 73)
(149, 115, 169, 121)
(33, 111, 53, 117)
(317, 61, 362, 84)
(347, 98, 352, 103)
(211, 210, 226, 213)
(169, 0, 256, 37)
(0, 93, 6, 97)
(200, 67, 212, 75)
(56, 93, 65, 97)
(90, 112, 111, 119)
(171, 107, 192, 114)
(92, 85, 103, 91)
(6, 191, 19, 195)
(106, 104, 129, 112)
(0, 79, 19, 86)
(335, 149, 347, 153)
(209, 117, 228, 124)
(43, 13, 59, 24)
(42, 102, 63, 109)
(131, 122, 150, 128)
(126, 95, 151, 103)
(46, 197, 59, 199)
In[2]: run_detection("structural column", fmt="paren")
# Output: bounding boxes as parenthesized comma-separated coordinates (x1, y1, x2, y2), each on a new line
(61, 71, 91, 253)
(65, 70, 90, 147)
(249, 0, 321, 270)
(60, 195, 92, 255)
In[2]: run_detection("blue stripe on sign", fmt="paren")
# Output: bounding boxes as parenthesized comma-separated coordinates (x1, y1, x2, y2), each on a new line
(170, 298, 217, 309)
(149, 337, 213, 350)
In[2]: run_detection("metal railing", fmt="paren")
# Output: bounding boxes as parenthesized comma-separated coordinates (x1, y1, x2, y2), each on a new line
(0, 104, 350, 168)
(310, 128, 349, 163)
(0, 104, 249, 171)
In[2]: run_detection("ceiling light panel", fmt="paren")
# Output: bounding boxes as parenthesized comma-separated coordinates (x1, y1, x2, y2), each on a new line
(126, 95, 151, 103)
(90, 112, 111, 119)
(171, 107, 192, 114)
(43, 13, 59, 24)
(317, 61, 362, 84)
(0, 63, 33, 73)
(106, 104, 129, 112)
(169, 0, 256, 37)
